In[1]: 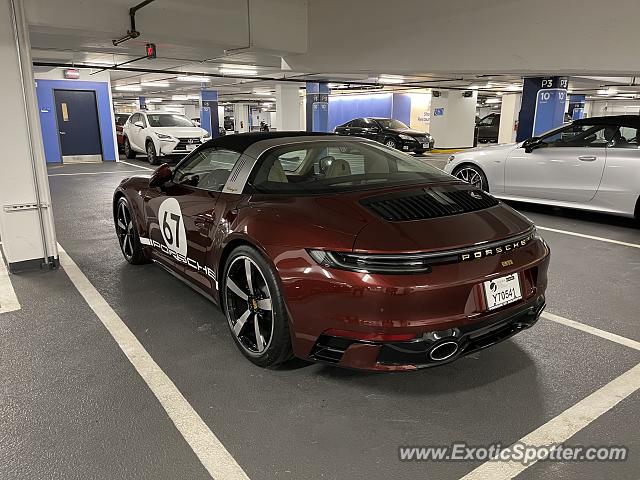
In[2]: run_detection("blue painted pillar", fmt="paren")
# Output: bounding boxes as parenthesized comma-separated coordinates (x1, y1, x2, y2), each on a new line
(516, 77, 568, 141)
(200, 90, 220, 138)
(306, 82, 329, 132)
(568, 95, 586, 120)
(138, 96, 146, 110)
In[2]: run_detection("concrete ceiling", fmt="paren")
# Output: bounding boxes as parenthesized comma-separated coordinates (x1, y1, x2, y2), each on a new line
(24, 0, 640, 108)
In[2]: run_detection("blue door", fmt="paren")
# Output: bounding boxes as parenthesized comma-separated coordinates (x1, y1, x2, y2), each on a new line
(54, 89, 102, 162)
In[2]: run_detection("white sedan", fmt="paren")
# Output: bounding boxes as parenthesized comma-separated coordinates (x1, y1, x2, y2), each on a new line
(444, 115, 640, 220)
(122, 111, 211, 164)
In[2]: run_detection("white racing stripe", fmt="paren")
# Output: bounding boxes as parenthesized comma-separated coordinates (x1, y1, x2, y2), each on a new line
(0, 253, 21, 313)
(543, 311, 640, 351)
(118, 160, 154, 171)
(460, 362, 640, 479)
(48, 170, 141, 177)
(57, 245, 249, 480)
(538, 226, 640, 249)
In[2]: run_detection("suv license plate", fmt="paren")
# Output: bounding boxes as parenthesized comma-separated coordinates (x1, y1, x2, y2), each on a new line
(483, 273, 522, 310)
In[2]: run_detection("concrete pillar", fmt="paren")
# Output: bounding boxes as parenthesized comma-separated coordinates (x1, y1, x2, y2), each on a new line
(0, 0, 58, 271)
(305, 82, 329, 132)
(275, 84, 301, 131)
(234, 104, 250, 133)
(199, 90, 219, 137)
(498, 93, 521, 144)
(568, 95, 586, 120)
(429, 89, 477, 149)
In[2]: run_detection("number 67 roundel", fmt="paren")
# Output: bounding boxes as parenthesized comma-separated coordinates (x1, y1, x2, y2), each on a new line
(158, 197, 187, 256)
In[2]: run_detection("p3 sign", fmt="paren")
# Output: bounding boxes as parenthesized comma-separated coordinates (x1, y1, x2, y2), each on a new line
(158, 197, 187, 256)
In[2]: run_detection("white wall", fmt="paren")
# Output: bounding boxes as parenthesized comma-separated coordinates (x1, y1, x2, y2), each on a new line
(586, 100, 640, 117)
(408, 92, 431, 132)
(429, 90, 477, 148)
(275, 84, 302, 131)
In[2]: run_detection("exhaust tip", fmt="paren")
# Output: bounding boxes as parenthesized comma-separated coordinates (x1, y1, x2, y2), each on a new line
(428, 340, 459, 362)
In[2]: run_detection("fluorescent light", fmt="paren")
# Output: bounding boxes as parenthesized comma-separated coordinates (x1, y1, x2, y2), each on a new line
(485, 98, 501, 104)
(253, 91, 273, 95)
(219, 68, 258, 76)
(469, 84, 480, 90)
(378, 75, 404, 84)
(176, 75, 210, 83)
(141, 81, 170, 87)
(146, 98, 163, 103)
(187, 95, 200, 100)
(597, 88, 617, 96)
(507, 84, 523, 91)
(115, 85, 142, 92)
(172, 95, 188, 101)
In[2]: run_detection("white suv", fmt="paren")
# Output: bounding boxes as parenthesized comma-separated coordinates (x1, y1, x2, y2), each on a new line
(122, 111, 211, 164)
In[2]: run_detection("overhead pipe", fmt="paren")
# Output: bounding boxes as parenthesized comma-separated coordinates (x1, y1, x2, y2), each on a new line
(112, 0, 156, 46)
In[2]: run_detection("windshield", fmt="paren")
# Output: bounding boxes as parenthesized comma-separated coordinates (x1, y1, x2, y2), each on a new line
(249, 140, 452, 194)
(375, 119, 409, 130)
(147, 114, 195, 128)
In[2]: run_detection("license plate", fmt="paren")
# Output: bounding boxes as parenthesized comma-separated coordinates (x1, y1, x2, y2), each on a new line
(186, 144, 197, 151)
(483, 273, 522, 310)
(422, 143, 428, 148)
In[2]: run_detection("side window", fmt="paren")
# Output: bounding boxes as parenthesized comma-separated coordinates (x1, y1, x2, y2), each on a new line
(541, 124, 609, 148)
(140, 115, 147, 127)
(130, 113, 139, 124)
(174, 148, 241, 191)
(491, 115, 501, 126)
(278, 150, 308, 173)
(612, 127, 639, 149)
(351, 119, 366, 128)
(477, 116, 493, 127)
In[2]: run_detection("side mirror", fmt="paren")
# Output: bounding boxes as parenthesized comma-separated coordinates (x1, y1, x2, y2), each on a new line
(523, 136, 543, 153)
(149, 163, 173, 188)
(134, 121, 144, 128)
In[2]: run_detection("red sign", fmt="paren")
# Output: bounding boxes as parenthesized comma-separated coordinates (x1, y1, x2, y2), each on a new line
(63, 68, 80, 79)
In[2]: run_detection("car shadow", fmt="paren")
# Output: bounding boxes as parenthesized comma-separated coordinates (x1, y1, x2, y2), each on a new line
(504, 200, 639, 230)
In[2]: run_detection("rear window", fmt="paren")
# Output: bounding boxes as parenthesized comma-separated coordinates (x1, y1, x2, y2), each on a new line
(248, 140, 451, 194)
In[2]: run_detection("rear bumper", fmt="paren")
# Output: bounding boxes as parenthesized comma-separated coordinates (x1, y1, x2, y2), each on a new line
(310, 295, 545, 371)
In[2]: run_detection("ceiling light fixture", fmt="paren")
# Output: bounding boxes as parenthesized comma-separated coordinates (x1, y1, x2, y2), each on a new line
(219, 68, 258, 76)
(597, 88, 618, 96)
(253, 91, 273, 96)
(485, 98, 501, 104)
(172, 95, 188, 101)
(378, 75, 404, 84)
(115, 85, 142, 92)
(146, 98, 163, 103)
(140, 81, 170, 87)
(176, 75, 211, 83)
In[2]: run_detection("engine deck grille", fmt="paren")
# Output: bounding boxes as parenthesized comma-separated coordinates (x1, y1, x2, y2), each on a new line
(361, 187, 499, 222)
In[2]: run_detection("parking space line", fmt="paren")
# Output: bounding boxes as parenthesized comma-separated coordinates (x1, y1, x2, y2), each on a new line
(48, 171, 141, 177)
(118, 160, 154, 171)
(543, 312, 640, 351)
(0, 253, 21, 314)
(537, 226, 640, 249)
(460, 361, 640, 479)
(57, 245, 250, 480)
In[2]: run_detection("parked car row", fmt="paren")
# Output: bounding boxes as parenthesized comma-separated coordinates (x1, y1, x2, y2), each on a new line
(334, 117, 435, 153)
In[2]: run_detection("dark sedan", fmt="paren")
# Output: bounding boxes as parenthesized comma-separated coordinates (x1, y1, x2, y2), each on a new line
(335, 117, 434, 153)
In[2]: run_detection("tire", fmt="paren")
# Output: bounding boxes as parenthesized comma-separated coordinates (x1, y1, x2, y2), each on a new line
(115, 197, 148, 265)
(123, 137, 136, 159)
(146, 141, 159, 165)
(384, 138, 397, 149)
(452, 164, 489, 192)
(222, 245, 293, 368)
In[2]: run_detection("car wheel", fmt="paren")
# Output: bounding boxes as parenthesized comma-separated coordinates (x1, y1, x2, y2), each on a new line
(385, 138, 397, 149)
(123, 138, 136, 159)
(146, 141, 159, 165)
(453, 164, 489, 192)
(115, 197, 148, 265)
(222, 245, 293, 368)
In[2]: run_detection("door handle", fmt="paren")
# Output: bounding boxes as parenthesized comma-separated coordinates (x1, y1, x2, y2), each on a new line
(578, 155, 597, 162)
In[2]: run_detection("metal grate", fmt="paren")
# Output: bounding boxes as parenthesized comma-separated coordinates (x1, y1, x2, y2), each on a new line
(361, 187, 499, 222)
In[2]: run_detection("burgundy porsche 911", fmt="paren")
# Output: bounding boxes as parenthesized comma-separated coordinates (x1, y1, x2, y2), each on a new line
(113, 132, 550, 371)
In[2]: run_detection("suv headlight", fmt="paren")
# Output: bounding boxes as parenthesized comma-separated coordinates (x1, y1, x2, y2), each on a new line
(399, 134, 415, 141)
(156, 133, 173, 140)
(202, 133, 211, 140)
(308, 249, 432, 274)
